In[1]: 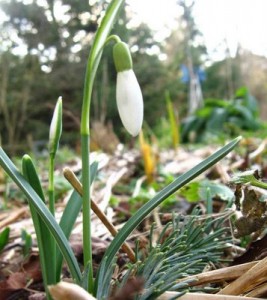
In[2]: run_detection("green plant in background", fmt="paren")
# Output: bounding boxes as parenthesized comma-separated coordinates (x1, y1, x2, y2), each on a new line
(181, 87, 262, 143)
(166, 91, 180, 149)
(21, 229, 32, 257)
(0, 0, 242, 299)
(179, 179, 234, 204)
(0, 227, 10, 253)
(231, 169, 267, 189)
(152, 93, 180, 150)
(139, 130, 157, 183)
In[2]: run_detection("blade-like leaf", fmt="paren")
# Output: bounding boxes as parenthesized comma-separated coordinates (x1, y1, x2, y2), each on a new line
(22, 154, 57, 297)
(95, 136, 241, 292)
(0, 147, 82, 283)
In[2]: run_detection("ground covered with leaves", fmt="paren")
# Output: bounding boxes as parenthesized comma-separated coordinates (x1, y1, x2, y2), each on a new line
(1, 138, 267, 300)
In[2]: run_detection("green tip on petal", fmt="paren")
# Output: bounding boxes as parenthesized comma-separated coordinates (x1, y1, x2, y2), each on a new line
(49, 97, 63, 157)
(113, 41, 132, 72)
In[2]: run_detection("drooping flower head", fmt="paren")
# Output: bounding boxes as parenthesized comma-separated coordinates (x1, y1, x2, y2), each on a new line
(113, 41, 143, 136)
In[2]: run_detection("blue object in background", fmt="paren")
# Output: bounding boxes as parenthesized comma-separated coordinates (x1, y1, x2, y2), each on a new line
(180, 64, 206, 83)
(180, 64, 190, 83)
(196, 67, 206, 82)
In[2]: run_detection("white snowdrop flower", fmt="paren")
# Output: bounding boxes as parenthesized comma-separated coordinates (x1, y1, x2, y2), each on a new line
(48, 281, 97, 300)
(113, 41, 143, 136)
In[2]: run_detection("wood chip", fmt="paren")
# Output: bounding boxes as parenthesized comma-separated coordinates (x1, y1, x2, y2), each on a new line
(0, 207, 28, 229)
(245, 281, 267, 298)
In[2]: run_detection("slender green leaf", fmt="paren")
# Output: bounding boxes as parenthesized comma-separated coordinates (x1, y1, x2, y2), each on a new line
(22, 155, 46, 202)
(0, 147, 82, 283)
(22, 154, 56, 298)
(0, 227, 10, 252)
(95, 136, 241, 292)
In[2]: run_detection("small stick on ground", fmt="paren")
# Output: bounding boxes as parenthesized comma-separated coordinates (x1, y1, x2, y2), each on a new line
(177, 261, 258, 287)
(159, 291, 261, 300)
(0, 207, 28, 229)
(63, 167, 136, 263)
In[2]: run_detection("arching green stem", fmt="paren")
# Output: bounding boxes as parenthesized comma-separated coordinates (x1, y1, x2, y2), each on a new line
(80, 0, 125, 293)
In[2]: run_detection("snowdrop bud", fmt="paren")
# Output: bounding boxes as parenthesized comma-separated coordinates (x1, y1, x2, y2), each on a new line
(113, 42, 143, 136)
(49, 97, 62, 157)
(48, 281, 97, 300)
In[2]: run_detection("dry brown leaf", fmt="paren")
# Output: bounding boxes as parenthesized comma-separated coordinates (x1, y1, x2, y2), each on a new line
(0, 254, 42, 299)
(110, 277, 144, 300)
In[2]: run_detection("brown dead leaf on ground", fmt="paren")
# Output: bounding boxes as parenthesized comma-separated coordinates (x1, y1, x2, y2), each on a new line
(0, 254, 42, 300)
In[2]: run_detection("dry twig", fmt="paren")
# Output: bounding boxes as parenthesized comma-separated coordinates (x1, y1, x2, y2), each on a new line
(159, 291, 261, 300)
(63, 167, 136, 262)
(218, 256, 267, 296)
(178, 261, 258, 287)
(0, 207, 28, 229)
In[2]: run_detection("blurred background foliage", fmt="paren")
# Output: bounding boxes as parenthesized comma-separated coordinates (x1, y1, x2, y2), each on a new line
(181, 87, 265, 143)
(0, 0, 266, 156)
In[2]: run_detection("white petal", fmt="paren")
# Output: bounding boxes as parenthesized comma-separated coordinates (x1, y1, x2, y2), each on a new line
(116, 70, 143, 136)
(48, 281, 96, 300)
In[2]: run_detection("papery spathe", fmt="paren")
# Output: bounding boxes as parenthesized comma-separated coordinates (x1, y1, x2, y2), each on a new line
(116, 70, 143, 136)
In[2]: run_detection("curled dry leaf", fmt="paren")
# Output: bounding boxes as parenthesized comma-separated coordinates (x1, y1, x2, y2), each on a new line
(48, 281, 97, 300)
(110, 277, 144, 300)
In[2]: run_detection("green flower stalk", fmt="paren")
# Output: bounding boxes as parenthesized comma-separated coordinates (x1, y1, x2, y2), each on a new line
(80, 0, 125, 293)
(48, 97, 62, 215)
(48, 97, 62, 279)
(113, 41, 143, 136)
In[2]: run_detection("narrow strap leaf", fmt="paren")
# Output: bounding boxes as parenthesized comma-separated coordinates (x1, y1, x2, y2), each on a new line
(22, 155, 56, 296)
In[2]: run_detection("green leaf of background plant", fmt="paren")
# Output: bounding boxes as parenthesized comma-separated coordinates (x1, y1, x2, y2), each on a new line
(179, 181, 200, 202)
(180, 180, 234, 203)
(206, 108, 228, 132)
(196, 106, 213, 117)
(95, 136, 241, 294)
(205, 98, 230, 108)
(21, 229, 32, 257)
(0, 227, 10, 252)
(199, 180, 234, 202)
